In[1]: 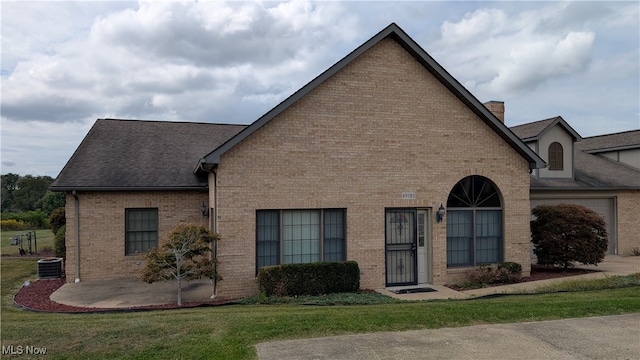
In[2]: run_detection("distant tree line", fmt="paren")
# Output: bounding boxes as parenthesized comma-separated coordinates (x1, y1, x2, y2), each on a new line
(1, 173, 65, 216)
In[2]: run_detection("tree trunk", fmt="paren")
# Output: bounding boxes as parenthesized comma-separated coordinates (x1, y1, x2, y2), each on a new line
(176, 260, 182, 306)
(177, 275, 182, 306)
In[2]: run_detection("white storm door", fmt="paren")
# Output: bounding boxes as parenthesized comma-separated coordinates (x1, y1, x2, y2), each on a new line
(417, 209, 431, 284)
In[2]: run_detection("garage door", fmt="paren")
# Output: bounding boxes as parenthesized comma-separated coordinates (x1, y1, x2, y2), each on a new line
(530, 198, 616, 255)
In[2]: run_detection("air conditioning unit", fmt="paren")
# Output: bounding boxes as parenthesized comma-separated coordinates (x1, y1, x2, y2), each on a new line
(37, 258, 63, 279)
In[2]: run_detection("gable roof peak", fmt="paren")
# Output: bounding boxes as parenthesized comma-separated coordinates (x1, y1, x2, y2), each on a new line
(510, 116, 581, 142)
(202, 23, 544, 170)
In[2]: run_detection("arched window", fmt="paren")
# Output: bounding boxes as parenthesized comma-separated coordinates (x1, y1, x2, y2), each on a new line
(446, 176, 503, 267)
(548, 142, 563, 170)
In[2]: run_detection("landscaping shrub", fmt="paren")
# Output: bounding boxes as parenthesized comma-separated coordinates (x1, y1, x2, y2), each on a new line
(49, 206, 66, 234)
(498, 261, 522, 278)
(531, 204, 608, 269)
(466, 262, 522, 287)
(258, 261, 360, 297)
(0, 219, 29, 231)
(1, 210, 48, 229)
(54, 225, 66, 259)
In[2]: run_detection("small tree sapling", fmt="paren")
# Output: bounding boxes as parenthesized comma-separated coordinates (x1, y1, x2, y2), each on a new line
(140, 224, 221, 305)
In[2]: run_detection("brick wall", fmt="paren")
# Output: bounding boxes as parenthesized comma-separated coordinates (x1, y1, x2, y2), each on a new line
(212, 38, 532, 299)
(64, 191, 208, 282)
(616, 190, 640, 255)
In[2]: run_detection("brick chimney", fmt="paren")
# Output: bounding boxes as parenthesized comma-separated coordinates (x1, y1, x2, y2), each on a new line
(484, 101, 505, 123)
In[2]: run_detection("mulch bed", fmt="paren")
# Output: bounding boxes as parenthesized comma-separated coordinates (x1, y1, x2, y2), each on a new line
(13, 277, 235, 313)
(8, 251, 235, 313)
(446, 264, 597, 291)
(525, 264, 596, 282)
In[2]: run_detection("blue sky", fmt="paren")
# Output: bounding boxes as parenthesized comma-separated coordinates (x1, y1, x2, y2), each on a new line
(2, 1, 639, 177)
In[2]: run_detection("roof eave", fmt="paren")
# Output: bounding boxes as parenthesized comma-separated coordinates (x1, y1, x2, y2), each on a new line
(584, 144, 640, 154)
(530, 186, 640, 192)
(49, 185, 208, 192)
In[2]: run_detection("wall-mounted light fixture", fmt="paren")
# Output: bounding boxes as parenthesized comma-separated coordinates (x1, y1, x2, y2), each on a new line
(436, 203, 446, 223)
(201, 201, 210, 218)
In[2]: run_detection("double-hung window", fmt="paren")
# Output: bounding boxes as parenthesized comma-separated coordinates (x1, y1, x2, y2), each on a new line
(125, 208, 158, 255)
(256, 209, 345, 272)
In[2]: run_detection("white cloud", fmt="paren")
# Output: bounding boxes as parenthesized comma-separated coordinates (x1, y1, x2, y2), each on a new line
(485, 31, 594, 95)
(0, 1, 637, 176)
(2, 0, 358, 125)
(434, 3, 597, 98)
(441, 8, 508, 45)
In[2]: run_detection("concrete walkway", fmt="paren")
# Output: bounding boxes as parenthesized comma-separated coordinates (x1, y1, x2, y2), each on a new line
(49, 255, 640, 308)
(256, 314, 640, 360)
(50, 278, 216, 308)
(379, 255, 640, 301)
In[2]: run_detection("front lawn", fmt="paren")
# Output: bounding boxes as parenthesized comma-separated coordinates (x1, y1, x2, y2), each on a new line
(2, 258, 639, 360)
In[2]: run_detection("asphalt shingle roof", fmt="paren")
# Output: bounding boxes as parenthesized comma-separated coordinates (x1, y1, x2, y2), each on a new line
(509, 118, 557, 140)
(51, 119, 246, 191)
(509, 116, 581, 142)
(578, 130, 640, 153)
(511, 126, 640, 190)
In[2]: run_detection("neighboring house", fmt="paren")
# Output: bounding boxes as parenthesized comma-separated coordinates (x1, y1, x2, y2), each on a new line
(52, 23, 547, 299)
(510, 117, 640, 255)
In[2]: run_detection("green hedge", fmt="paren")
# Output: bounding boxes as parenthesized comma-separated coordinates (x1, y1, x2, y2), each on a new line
(54, 225, 66, 259)
(258, 261, 360, 297)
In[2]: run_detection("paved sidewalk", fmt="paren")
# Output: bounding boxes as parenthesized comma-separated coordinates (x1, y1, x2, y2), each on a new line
(256, 314, 640, 360)
(378, 255, 640, 301)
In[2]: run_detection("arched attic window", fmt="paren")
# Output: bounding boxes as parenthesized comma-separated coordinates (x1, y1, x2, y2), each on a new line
(446, 176, 503, 267)
(548, 142, 564, 170)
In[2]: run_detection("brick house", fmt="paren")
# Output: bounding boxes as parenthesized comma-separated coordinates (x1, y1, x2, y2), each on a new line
(52, 23, 546, 299)
(510, 117, 640, 256)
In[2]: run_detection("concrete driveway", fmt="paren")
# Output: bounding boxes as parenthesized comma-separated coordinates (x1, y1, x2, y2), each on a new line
(256, 313, 640, 360)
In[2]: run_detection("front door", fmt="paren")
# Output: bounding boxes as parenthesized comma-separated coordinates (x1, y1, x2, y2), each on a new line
(385, 209, 417, 286)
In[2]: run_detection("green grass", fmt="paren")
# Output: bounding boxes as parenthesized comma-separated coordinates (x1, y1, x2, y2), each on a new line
(2, 258, 639, 360)
(1, 229, 54, 256)
(531, 273, 640, 293)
